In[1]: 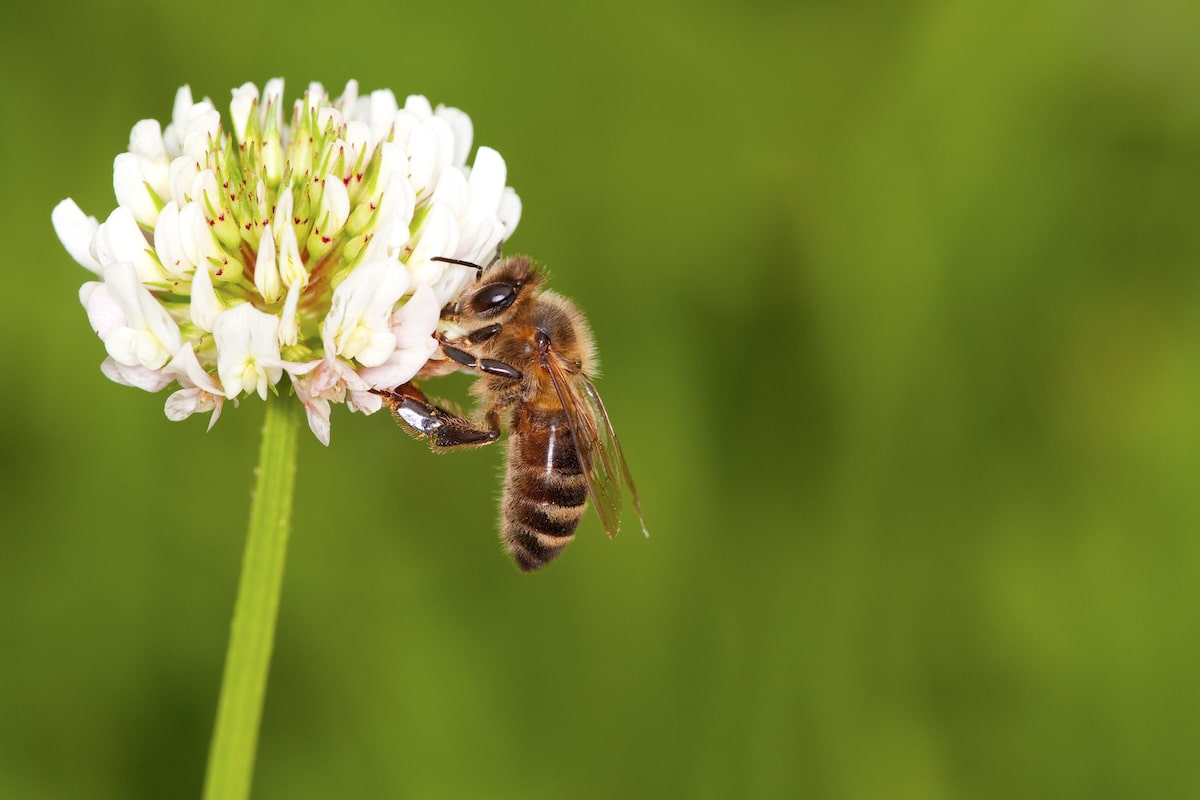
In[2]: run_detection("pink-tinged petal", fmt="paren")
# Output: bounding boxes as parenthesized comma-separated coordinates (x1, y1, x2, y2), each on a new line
(52, 200, 102, 273)
(391, 285, 440, 349)
(164, 386, 224, 427)
(101, 357, 173, 392)
(358, 338, 439, 389)
(347, 388, 383, 415)
(206, 400, 224, 431)
(100, 261, 180, 370)
(291, 375, 332, 446)
(164, 387, 203, 421)
(81, 282, 125, 339)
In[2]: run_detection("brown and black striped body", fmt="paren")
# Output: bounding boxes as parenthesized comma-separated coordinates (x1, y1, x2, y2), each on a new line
(376, 255, 643, 572)
(503, 403, 590, 571)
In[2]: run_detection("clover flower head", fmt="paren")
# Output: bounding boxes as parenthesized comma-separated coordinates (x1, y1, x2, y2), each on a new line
(54, 79, 523, 444)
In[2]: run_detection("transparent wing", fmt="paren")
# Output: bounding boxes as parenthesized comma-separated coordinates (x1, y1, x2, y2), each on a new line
(582, 376, 647, 538)
(542, 354, 646, 539)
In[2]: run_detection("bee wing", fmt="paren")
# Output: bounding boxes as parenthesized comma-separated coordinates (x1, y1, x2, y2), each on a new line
(542, 354, 647, 539)
(581, 376, 647, 538)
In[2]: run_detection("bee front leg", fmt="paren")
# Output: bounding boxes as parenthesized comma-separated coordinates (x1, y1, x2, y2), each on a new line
(372, 384, 500, 450)
(441, 345, 522, 380)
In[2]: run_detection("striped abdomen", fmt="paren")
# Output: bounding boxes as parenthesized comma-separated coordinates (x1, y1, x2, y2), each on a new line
(502, 406, 589, 571)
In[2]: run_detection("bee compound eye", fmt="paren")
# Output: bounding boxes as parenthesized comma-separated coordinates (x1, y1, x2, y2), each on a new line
(470, 281, 520, 315)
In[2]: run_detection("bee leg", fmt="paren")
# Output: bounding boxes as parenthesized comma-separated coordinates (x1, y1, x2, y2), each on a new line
(372, 384, 500, 450)
(442, 345, 523, 381)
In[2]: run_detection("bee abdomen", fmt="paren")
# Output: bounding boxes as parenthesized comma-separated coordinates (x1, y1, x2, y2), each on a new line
(502, 419, 589, 572)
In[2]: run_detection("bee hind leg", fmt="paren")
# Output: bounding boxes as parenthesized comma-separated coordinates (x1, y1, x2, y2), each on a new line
(371, 383, 500, 450)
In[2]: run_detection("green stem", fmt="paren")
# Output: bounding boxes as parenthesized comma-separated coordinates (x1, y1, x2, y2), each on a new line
(203, 398, 301, 800)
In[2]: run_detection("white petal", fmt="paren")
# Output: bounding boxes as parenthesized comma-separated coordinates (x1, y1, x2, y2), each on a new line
(93, 206, 167, 284)
(317, 106, 346, 138)
(337, 79, 359, 114)
(213, 303, 282, 400)
(263, 78, 285, 130)
(431, 167, 468, 219)
(52, 199, 102, 273)
(230, 82, 259, 143)
(163, 85, 196, 155)
(168, 342, 223, 395)
(434, 105, 473, 167)
(178, 200, 213, 268)
(365, 89, 399, 143)
(406, 204, 459, 284)
(404, 95, 434, 117)
(254, 222, 281, 302)
(304, 82, 327, 116)
(272, 188, 293, 233)
(323, 258, 410, 364)
(153, 201, 195, 279)
(190, 262, 223, 331)
(498, 186, 522, 239)
(406, 123, 439, 195)
(168, 155, 201, 206)
(318, 176, 350, 235)
(467, 146, 507, 220)
(277, 215, 306, 287)
(180, 103, 221, 163)
(278, 279, 302, 347)
(113, 152, 159, 227)
(459, 218, 506, 270)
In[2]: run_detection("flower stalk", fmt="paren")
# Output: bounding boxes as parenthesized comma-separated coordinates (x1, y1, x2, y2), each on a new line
(203, 397, 300, 800)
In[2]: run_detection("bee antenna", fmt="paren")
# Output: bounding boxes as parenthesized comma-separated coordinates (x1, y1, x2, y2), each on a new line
(431, 255, 484, 280)
(486, 241, 504, 270)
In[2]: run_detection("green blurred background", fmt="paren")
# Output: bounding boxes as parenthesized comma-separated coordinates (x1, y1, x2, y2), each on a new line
(3, 0, 1200, 797)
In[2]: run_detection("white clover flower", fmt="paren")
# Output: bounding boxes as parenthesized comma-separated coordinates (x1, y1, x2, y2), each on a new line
(53, 79, 523, 444)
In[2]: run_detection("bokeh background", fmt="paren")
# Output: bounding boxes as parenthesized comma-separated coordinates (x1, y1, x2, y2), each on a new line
(3, 0, 1200, 797)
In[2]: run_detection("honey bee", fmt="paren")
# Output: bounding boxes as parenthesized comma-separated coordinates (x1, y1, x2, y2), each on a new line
(373, 255, 646, 571)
